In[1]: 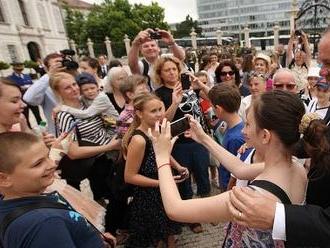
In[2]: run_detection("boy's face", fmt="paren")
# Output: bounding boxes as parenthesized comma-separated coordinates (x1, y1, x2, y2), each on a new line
(4, 142, 56, 198)
(316, 85, 330, 103)
(80, 83, 99, 100)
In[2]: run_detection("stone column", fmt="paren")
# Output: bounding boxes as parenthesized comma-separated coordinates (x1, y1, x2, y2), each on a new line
(190, 28, 197, 50)
(87, 38, 95, 58)
(273, 23, 280, 48)
(123, 34, 131, 56)
(69, 39, 79, 61)
(216, 30, 223, 46)
(104, 36, 113, 59)
(290, 0, 298, 33)
(244, 25, 250, 48)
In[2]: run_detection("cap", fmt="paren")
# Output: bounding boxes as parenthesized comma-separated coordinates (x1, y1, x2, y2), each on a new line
(307, 67, 320, 78)
(315, 77, 330, 90)
(76, 72, 98, 86)
(254, 53, 271, 66)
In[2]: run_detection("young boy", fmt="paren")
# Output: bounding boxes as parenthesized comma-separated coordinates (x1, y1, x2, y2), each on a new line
(207, 84, 245, 191)
(0, 132, 114, 247)
(57, 72, 119, 121)
(116, 74, 149, 138)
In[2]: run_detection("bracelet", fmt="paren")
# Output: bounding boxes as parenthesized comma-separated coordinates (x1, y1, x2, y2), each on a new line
(157, 163, 171, 170)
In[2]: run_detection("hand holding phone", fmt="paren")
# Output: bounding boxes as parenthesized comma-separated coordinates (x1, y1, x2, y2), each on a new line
(170, 116, 190, 137)
(180, 73, 191, 90)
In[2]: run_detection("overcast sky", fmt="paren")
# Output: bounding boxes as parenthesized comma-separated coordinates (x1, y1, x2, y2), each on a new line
(84, 0, 198, 23)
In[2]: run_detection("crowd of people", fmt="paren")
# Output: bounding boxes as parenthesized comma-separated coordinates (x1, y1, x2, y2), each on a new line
(0, 26, 330, 248)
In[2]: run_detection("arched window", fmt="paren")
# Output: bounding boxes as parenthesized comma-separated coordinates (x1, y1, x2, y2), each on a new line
(18, 0, 29, 26)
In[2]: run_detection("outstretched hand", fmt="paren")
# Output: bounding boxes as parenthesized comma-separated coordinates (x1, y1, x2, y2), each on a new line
(184, 115, 207, 143)
(148, 118, 178, 162)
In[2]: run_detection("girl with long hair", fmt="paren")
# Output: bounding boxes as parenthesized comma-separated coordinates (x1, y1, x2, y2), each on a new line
(123, 93, 183, 248)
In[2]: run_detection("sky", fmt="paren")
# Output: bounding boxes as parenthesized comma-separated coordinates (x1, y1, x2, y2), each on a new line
(84, 0, 198, 24)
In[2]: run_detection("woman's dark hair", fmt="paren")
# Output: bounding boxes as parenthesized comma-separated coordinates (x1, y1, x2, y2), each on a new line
(253, 90, 305, 150)
(303, 119, 330, 173)
(109, 59, 122, 69)
(80, 57, 100, 70)
(215, 61, 241, 86)
(242, 54, 254, 73)
(0, 78, 21, 97)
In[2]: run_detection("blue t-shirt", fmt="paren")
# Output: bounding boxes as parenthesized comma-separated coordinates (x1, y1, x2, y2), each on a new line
(219, 121, 245, 189)
(0, 192, 103, 248)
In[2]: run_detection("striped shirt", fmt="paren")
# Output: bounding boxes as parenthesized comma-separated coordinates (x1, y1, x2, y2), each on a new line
(57, 107, 112, 145)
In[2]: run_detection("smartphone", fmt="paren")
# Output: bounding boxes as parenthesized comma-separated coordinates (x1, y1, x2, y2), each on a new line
(180, 73, 191, 90)
(170, 116, 190, 137)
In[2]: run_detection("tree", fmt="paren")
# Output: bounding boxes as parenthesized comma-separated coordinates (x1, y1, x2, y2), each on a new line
(174, 15, 202, 38)
(0, 61, 9, 77)
(63, 0, 169, 57)
(64, 5, 88, 48)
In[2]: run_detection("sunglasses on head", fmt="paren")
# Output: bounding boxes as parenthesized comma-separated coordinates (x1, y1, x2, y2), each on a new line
(220, 71, 234, 77)
(273, 83, 296, 90)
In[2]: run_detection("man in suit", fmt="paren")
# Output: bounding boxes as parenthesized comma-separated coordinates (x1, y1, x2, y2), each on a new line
(98, 54, 108, 79)
(227, 30, 330, 247)
(8, 62, 42, 128)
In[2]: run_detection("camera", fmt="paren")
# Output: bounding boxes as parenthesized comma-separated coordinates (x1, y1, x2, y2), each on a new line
(295, 30, 302, 37)
(60, 49, 79, 70)
(149, 30, 162, 40)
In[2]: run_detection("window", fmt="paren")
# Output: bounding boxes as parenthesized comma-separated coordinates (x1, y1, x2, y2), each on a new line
(7, 45, 18, 63)
(37, 3, 49, 29)
(18, 0, 29, 26)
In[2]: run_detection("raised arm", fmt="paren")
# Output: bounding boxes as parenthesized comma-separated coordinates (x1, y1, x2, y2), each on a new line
(150, 120, 231, 223)
(286, 33, 295, 67)
(128, 29, 152, 74)
(301, 31, 311, 68)
(159, 29, 185, 61)
(187, 117, 264, 180)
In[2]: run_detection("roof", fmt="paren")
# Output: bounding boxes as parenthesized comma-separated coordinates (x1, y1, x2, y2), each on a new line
(59, 0, 93, 10)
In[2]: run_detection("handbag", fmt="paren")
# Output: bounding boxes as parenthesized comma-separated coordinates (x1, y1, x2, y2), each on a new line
(55, 115, 97, 183)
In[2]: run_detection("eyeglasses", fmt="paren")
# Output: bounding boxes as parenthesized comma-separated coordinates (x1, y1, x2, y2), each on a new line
(273, 83, 296, 90)
(220, 71, 234, 77)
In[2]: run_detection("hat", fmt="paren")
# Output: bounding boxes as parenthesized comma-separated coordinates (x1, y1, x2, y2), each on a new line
(76, 72, 98, 86)
(307, 67, 320, 78)
(315, 77, 330, 90)
(254, 53, 271, 66)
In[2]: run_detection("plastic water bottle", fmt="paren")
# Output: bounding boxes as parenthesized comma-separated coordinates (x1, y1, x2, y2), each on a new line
(33, 121, 47, 136)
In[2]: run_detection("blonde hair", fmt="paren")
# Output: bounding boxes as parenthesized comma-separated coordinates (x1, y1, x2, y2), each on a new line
(119, 74, 148, 103)
(122, 93, 161, 154)
(49, 72, 75, 102)
(153, 56, 182, 86)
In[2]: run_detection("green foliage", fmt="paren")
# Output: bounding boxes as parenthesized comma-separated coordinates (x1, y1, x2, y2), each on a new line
(174, 15, 202, 38)
(0, 61, 10, 70)
(24, 60, 38, 69)
(64, 0, 169, 57)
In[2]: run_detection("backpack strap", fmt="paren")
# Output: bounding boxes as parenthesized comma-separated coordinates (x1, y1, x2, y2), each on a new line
(0, 201, 70, 245)
(249, 180, 292, 204)
(141, 58, 152, 91)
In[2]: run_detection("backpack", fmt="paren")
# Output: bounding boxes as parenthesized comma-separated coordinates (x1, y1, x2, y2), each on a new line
(0, 200, 70, 248)
(141, 58, 153, 91)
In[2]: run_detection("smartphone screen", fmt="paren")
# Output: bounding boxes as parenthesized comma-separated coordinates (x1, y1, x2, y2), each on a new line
(180, 73, 191, 90)
(170, 116, 190, 137)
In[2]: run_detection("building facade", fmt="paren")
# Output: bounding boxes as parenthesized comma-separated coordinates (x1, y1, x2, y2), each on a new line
(0, 0, 68, 63)
(197, 0, 304, 38)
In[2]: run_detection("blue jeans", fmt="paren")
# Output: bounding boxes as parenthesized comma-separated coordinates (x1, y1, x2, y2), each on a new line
(172, 142, 210, 199)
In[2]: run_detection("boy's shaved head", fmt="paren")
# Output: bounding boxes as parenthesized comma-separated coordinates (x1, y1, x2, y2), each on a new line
(0, 132, 41, 173)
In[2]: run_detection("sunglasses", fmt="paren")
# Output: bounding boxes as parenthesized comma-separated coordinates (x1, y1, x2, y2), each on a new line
(273, 83, 296, 90)
(220, 71, 234, 77)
